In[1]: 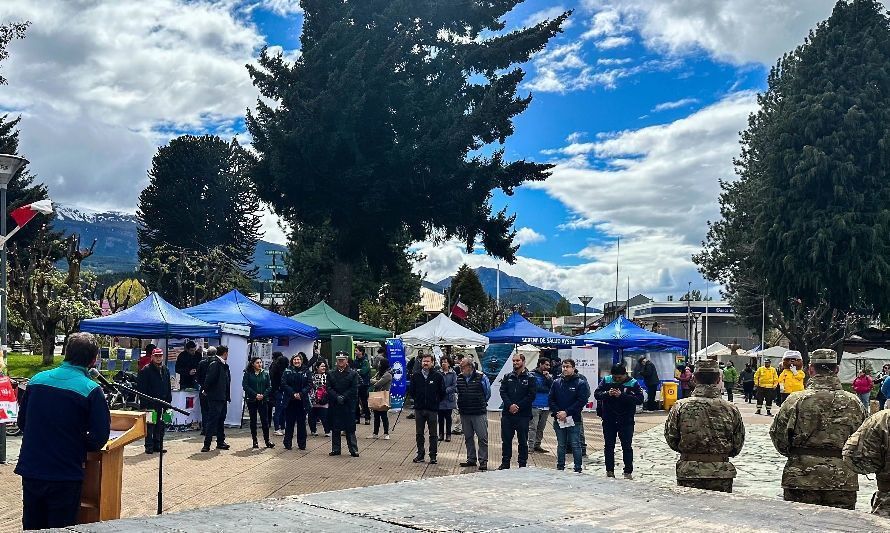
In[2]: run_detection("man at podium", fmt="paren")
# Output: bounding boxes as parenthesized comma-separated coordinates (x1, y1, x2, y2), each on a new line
(14, 332, 111, 530)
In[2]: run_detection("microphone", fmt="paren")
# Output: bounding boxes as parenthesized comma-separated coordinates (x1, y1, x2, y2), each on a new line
(89, 367, 114, 388)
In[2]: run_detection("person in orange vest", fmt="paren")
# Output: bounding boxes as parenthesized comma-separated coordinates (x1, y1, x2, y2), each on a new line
(754, 359, 779, 416)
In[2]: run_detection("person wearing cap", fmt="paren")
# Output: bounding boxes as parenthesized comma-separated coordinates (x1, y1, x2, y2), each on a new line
(327, 351, 360, 457)
(593, 363, 644, 479)
(753, 358, 779, 415)
(137, 347, 172, 454)
(664, 359, 745, 492)
(770, 348, 865, 509)
(776, 350, 805, 406)
(844, 398, 890, 517)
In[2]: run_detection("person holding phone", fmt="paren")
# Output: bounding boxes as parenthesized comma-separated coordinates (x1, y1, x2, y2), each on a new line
(593, 364, 644, 479)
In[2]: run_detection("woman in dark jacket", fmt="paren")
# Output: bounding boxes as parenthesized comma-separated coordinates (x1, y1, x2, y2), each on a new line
(242, 356, 274, 449)
(369, 358, 393, 439)
(281, 353, 312, 450)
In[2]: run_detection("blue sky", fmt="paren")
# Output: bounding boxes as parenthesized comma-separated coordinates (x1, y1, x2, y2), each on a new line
(0, 0, 861, 307)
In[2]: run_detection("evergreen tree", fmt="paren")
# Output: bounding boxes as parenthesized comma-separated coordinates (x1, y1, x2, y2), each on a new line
(696, 0, 890, 359)
(554, 296, 571, 316)
(446, 265, 487, 321)
(0, 22, 28, 86)
(246, 0, 569, 315)
(137, 135, 262, 306)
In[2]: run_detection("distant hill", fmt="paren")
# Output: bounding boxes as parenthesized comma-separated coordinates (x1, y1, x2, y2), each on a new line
(437, 266, 600, 314)
(52, 205, 286, 279)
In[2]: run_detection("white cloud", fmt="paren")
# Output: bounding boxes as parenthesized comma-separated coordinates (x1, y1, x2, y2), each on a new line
(257, 0, 303, 16)
(652, 97, 699, 112)
(595, 36, 632, 49)
(514, 227, 546, 246)
(522, 6, 571, 28)
(580, 0, 877, 65)
(425, 91, 758, 305)
(597, 58, 632, 66)
(0, 0, 268, 212)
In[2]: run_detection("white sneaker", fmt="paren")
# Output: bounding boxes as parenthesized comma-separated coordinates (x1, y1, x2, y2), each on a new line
(311, 432, 318, 437)
(383, 434, 390, 440)
(324, 432, 331, 437)
(366, 434, 376, 439)
(274, 429, 284, 436)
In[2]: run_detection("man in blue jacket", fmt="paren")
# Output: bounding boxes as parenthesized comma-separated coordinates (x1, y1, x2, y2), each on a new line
(549, 358, 590, 473)
(15, 332, 111, 530)
(528, 357, 553, 454)
(498, 353, 536, 469)
(594, 364, 644, 479)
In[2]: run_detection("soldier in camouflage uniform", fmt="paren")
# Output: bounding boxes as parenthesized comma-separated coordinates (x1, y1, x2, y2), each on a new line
(769, 348, 866, 509)
(664, 359, 745, 493)
(843, 409, 890, 517)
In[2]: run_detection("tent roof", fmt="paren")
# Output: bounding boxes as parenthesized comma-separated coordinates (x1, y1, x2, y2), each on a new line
(695, 342, 731, 357)
(576, 316, 688, 351)
(746, 346, 788, 359)
(183, 290, 317, 339)
(483, 312, 577, 346)
(846, 348, 890, 360)
(292, 301, 391, 341)
(80, 292, 220, 338)
(398, 314, 489, 346)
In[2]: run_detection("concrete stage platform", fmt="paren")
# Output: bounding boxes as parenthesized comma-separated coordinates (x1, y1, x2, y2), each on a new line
(62, 468, 889, 532)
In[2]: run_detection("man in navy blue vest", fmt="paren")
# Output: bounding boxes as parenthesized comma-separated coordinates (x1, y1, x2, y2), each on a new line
(15, 332, 111, 530)
(593, 363, 644, 479)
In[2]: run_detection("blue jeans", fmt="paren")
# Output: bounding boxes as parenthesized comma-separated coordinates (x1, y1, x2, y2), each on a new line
(554, 419, 582, 472)
(858, 392, 871, 413)
(273, 391, 287, 430)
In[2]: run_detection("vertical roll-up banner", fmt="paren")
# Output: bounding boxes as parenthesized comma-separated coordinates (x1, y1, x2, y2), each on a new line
(386, 338, 407, 410)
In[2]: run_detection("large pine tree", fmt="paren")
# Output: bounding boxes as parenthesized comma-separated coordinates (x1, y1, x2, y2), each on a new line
(246, 0, 569, 315)
(137, 135, 262, 306)
(697, 0, 890, 358)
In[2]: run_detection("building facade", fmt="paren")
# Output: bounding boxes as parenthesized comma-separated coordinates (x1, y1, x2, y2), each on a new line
(628, 300, 759, 354)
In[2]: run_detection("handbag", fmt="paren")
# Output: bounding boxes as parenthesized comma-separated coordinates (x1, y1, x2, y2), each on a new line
(368, 390, 391, 412)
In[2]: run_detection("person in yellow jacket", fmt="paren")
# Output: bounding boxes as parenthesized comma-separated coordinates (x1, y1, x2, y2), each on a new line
(754, 359, 779, 416)
(777, 350, 805, 406)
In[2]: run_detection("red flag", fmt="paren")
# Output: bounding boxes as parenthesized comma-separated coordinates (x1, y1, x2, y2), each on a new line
(450, 301, 468, 320)
(10, 199, 53, 227)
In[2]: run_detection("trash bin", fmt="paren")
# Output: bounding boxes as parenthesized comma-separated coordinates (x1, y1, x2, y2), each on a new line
(662, 381, 679, 410)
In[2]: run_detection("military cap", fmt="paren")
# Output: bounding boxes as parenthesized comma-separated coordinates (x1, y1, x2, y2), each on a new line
(810, 348, 838, 365)
(335, 351, 349, 359)
(695, 359, 720, 373)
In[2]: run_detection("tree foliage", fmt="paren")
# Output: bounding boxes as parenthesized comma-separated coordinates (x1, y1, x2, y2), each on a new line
(0, 21, 28, 86)
(137, 135, 262, 307)
(554, 296, 571, 316)
(246, 0, 569, 313)
(104, 278, 148, 313)
(695, 0, 889, 359)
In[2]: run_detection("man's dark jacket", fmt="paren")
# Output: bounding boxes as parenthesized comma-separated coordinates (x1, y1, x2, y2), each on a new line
(548, 371, 590, 423)
(202, 358, 231, 402)
(175, 350, 201, 389)
(137, 363, 172, 410)
(409, 369, 444, 411)
(500, 368, 536, 417)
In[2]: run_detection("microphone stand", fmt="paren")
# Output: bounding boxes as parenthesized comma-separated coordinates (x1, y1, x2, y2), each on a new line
(97, 377, 187, 516)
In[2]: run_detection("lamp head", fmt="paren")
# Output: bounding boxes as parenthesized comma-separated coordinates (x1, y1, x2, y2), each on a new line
(0, 154, 28, 188)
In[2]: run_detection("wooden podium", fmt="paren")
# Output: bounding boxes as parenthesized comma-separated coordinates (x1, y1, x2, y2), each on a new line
(78, 410, 147, 524)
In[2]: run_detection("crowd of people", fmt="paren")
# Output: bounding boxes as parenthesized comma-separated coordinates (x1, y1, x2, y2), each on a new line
(17, 331, 890, 529)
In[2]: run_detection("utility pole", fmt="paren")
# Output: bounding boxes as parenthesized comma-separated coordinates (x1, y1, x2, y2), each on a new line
(686, 281, 692, 363)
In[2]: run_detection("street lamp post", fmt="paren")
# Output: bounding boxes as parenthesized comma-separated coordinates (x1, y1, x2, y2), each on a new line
(578, 296, 593, 335)
(0, 153, 28, 465)
(692, 312, 702, 356)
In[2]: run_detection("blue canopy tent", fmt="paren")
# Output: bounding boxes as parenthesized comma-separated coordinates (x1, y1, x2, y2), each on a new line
(576, 315, 688, 364)
(182, 290, 318, 340)
(483, 312, 577, 346)
(80, 292, 219, 339)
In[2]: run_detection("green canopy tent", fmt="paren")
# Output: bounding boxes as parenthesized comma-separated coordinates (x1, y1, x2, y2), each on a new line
(292, 301, 392, 341)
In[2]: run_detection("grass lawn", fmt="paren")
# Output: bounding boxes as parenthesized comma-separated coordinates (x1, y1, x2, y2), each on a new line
(3, 353, 63, 378)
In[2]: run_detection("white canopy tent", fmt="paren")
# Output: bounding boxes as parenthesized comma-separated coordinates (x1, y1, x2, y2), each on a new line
(487, 344, 540, 411)
(840, 348, 890, 383)
(398, 313, 489, 346)
(746, 346, 788, 362)
(695, 342, 731, 358)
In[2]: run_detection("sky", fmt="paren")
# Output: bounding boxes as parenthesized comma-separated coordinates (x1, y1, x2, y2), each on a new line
(0, 0, 870, 309)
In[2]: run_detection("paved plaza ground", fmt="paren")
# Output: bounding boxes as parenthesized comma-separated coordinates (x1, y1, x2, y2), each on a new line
(0, 395, 882, 531)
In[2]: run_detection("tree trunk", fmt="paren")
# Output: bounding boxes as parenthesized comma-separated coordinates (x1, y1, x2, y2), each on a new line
(41, 333, 55, 366)
(330, 260, 354, 318)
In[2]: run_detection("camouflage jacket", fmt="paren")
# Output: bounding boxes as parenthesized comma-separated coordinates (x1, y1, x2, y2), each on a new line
(664, 384, 745, 480)
(844, 410, 890, 488)
(769, 375, 866, 490)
